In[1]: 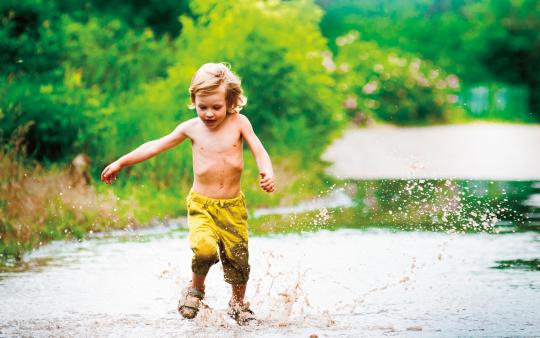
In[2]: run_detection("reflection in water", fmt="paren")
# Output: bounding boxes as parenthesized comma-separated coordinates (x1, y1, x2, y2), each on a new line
(492, 259, 540, 271)
(348, 179, 538, 232)
(249, 180, 540, 236)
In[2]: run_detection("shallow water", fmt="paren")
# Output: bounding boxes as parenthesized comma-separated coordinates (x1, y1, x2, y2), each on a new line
(1, 224, 539, 337)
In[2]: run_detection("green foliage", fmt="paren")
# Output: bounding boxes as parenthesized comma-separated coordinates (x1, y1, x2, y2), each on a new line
(59, 15, 177, 162)
(0, 77, 84, 161)
(62, 16, 174, 94)
(319, 0, 540, 119)
(319, 0, 477, 78)
(0, 0, 64, 77)
(56, 0, 191, 37)
(0, 0, 74, 161)
(1, 10, 177, 163)
(335, 36, 465, 125)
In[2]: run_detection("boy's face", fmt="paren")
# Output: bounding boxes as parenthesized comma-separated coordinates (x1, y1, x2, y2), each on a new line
(194, 85, 228, 130)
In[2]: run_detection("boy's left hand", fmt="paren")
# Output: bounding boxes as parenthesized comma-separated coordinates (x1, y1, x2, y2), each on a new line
(259, 172, 275, 193)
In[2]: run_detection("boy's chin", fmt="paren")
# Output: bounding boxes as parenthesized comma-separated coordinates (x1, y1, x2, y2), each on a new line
(202, 119, 222, 129)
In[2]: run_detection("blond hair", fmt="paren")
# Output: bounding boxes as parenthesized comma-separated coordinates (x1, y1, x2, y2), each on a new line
(188, 62, 247, 114)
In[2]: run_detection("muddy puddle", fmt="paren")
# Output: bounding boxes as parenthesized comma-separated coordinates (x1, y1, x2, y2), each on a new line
(1, 224, 539, 337)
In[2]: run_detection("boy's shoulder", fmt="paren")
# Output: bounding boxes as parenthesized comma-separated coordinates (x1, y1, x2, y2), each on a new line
(181, 117, 201, 130)
(176, 117, 200, 139)
(231, 114, 255, 133)
(234, 113, 252, 126)
(237, 113, 249, 121)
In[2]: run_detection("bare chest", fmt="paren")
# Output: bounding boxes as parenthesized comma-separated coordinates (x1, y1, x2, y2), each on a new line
(192, 131, 243, 157)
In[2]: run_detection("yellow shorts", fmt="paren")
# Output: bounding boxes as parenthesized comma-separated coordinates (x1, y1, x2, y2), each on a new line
(186, 190, 250, 284)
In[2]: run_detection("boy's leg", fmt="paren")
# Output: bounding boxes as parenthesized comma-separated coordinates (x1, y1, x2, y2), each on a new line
(187, 198, 220, 283)
(185, 272, 207, 309)
(180, 230, 218, 318)
(231, 283, 247, 305)
(219, 241, 250, 304)
(191, 273, 206, 292)
(217, 199, 251, 304)
(181, 195, 220, 318)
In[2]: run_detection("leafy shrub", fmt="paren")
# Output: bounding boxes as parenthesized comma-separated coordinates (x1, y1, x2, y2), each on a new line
(0, 78, 86, 162)
(62, 16, 174, 94)
(334, 32, 465, 125)
(0, 0, 63, 77)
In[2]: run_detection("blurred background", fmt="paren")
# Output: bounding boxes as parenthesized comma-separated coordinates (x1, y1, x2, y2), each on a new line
(1, 1, 540, 336)
(1, 0, 539, 264)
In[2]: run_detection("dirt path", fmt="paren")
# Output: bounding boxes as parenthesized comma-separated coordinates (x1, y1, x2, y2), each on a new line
(322, 122, 540, 180)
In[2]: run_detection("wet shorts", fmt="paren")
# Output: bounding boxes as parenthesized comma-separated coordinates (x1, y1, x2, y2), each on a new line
(186, 190, 250, 285)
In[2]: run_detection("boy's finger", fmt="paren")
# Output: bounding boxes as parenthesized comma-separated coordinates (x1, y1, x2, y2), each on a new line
(263, 182, 273, 188)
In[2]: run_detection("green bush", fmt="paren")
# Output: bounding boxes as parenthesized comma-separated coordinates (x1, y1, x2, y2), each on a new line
(59, 15, 177, 164)
(62, 16, 174, 94)
(0, 78, 86, 162)
(334, 34, 465, 125)
(0, 0, 64, 77)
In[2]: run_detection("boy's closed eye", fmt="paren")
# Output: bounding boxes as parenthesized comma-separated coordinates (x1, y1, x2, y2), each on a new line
(198, 105, 223, 110)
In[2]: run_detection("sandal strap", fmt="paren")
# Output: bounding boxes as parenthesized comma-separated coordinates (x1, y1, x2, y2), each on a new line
(187, 287, 205, 300)
(180, 301, 199, 311)
(229, 301, 253, 313)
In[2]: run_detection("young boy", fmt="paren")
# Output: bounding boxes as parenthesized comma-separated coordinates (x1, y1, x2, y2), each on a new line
(100, 63, 275, 325)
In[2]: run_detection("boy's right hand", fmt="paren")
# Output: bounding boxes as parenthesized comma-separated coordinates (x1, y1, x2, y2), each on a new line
(101, 161, 123, 184)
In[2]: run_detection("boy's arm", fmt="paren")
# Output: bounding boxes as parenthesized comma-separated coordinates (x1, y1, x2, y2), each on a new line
(101, 121, 190, 184)
(239, 114, 275, 192)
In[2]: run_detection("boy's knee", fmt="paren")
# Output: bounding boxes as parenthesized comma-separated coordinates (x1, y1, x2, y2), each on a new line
(192, 237, 218, 260)
(191, 237, 219, 277)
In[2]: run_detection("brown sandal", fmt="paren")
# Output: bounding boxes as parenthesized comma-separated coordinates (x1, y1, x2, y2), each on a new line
(178, 287, 205, 319)
(227, 301, 258, 326)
